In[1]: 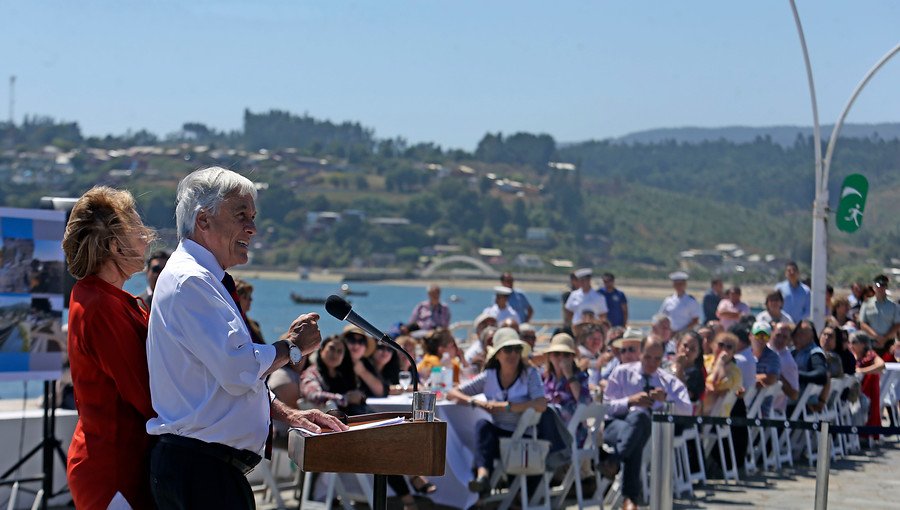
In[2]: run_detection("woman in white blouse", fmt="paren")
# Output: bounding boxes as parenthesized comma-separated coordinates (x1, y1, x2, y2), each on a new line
(448, 328, 550, 495)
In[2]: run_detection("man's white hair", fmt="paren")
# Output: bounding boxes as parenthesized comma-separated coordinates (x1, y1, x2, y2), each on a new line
(175, 167, 257, 240)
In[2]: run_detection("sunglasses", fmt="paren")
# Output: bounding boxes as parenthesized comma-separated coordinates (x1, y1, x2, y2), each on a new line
(376, 344, 392, 352)
(345, 335, 368, 345)
(620, 346, 638, 354)
(718, 342, 735, 351)
(500, 345, 523, 354)
(150, 265, 164, 274)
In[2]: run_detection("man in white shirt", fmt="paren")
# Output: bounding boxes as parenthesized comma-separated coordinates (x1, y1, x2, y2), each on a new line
(482, 286, 521, 325)
(658, 271, 701, 332)
(146, 167, 346, 508)
(564, 268, 608, 326)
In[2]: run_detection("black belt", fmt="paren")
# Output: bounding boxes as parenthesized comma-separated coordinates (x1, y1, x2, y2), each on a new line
(158, 434, 262, 475)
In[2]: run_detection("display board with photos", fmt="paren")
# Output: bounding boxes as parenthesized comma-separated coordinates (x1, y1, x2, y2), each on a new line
(0, 207, 66, 381)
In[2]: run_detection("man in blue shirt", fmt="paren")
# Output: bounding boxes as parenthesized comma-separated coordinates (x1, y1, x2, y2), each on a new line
(500, 272, 533, 323)
(599, 272, 629, 327)
(703, 278, 723, 324)
(775, 261, 810, 322)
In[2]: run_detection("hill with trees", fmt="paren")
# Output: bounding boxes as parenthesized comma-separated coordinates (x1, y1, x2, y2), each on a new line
(1, 109, 897, 284)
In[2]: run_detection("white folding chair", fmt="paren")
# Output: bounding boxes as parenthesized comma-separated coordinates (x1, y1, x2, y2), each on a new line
(835, 376, 861, 453)
(787, 383, 824, 467)
(482, 408, 553, 510)
(300, 472, 374, 510)
(702, 391, 739, 483)
(817, 378, 847, 459)
(744, 381, 782, 473)
(880, 368, 900, 434)
(673, 425, 705, 498)
(551, 403, 607, 510)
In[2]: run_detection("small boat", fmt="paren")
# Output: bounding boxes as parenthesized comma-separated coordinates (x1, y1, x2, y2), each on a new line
(340, 283, 369, 297)
(449, 294, 462, 303)
(541, 294, 561, 303)
(289, 292, 327, 305)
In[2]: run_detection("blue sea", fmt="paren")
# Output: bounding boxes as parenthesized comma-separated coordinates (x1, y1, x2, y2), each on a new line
(1, 276, 664, 399)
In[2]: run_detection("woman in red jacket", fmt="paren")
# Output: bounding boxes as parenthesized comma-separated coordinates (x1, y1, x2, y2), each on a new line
(62, 186, 156, 509)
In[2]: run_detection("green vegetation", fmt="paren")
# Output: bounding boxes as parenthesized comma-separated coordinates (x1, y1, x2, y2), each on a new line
(1, 110, 897, 284)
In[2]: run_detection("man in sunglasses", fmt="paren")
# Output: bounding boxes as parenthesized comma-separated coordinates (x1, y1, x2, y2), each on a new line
(602, 336, 691, 510)
(138, 249, 169, 310)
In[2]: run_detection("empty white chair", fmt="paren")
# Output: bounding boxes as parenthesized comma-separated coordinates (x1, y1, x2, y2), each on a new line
(551, 403, 608, 510)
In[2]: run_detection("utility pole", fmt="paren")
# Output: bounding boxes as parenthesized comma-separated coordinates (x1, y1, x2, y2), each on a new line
(8, 75, 15, 125)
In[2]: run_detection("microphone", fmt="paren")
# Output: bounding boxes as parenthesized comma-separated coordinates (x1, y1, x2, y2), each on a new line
(325, 295, 420, 392)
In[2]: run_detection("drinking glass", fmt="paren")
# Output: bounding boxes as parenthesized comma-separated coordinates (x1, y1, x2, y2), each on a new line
(412, 391, 437, 422)
(398, 370, 412, 392)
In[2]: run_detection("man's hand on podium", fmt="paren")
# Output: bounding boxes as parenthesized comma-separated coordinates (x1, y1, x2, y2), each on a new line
(272, 400, 348, 433)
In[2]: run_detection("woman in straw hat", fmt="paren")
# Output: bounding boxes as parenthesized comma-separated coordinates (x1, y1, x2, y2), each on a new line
(448, 328, 564, 495)
(542, 333, 591, 424)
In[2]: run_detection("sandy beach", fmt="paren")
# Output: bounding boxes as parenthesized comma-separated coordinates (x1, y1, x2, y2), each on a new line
(229, 268, 776, 307)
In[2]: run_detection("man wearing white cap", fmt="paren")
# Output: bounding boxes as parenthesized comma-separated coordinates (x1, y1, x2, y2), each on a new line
(658, 271, 700, 333)
(564, 268, 608, 326)
(482, 286, 521, 325)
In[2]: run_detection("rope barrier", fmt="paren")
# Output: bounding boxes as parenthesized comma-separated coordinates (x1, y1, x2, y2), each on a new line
(650, 413, 900, 436)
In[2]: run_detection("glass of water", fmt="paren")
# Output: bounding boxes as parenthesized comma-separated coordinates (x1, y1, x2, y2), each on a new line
(398, 370, 412, 392)
(412, 391, 437, 422)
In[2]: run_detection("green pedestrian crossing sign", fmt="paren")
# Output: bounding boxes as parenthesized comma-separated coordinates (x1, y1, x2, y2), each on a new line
(835, 173, 868, 233)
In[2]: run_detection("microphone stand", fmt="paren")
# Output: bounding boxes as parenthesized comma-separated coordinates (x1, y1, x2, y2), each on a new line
(379, 334, 419, 393)
(373, 334, 421, 510)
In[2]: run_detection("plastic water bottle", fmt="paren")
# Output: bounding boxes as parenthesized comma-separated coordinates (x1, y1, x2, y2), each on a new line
(430, 366, 443, 398)
(440, 352, 454, 398)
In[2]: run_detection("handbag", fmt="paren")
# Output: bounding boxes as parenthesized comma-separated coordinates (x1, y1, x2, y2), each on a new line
(499, 437, 551, 475)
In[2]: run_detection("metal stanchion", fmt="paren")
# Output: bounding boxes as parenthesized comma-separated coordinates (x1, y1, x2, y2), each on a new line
(814, 421, 831, 510)
(650, 403, 674, 510)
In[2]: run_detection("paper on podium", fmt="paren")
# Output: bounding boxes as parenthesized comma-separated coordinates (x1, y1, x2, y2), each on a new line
(292, 416, 406, 437)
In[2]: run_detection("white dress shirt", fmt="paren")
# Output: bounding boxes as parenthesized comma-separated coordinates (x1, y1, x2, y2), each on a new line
(565, 288, 609, 325)
(768, 343, 799, 413)
(481, 304, 521, 325)
(658, 293, 700, 331)
(734, 346, 757, 393)
(604, 361, 692, 417)
(146, 239, 276, 454)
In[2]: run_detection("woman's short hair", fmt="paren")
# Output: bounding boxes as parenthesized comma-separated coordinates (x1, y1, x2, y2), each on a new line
(62, 186, 154, 280)
(235, 278, 254, 297)
(175, 167, 257, 240)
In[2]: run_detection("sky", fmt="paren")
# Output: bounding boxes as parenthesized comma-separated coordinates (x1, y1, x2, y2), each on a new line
(1, 1, 899, 150)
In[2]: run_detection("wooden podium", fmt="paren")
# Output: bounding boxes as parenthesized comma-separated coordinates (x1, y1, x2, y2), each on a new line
(288, 412, 446, 510)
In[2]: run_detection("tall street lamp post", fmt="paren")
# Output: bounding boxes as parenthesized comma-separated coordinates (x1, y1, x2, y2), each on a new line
(788, 0, 900, 330)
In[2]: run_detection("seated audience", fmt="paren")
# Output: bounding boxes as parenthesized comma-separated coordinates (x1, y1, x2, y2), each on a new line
(671, 330, 706, 409)
(465, 326, 497, 371)
(702, 332, 743, 416)
(602, 336, 691, 510)
(829, 295, 854, 328)
(542, 333, 591, 424)
(768, 322, 800, 412)
(790, 320, 829, 409)
(417, 328, 461, 383)
(849, 332, 886, 436)
(448, 331, 566, 496)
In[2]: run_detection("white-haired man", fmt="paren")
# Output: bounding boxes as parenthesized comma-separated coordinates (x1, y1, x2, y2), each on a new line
(146, 167, 346, 508)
